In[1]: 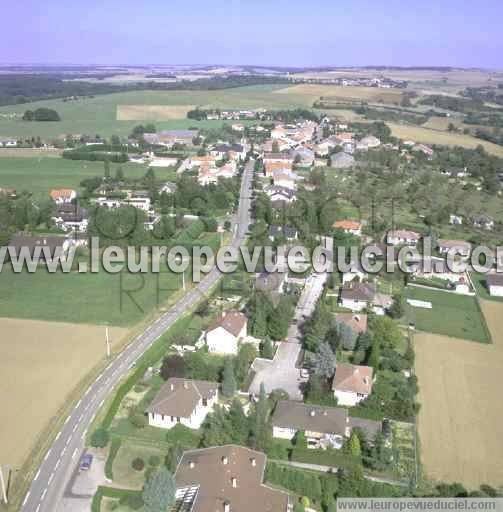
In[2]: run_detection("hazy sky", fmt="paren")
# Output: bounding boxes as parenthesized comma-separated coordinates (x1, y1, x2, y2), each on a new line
(3, 0, 502, 68)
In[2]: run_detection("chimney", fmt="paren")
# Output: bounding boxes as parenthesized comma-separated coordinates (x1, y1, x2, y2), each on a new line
(189, 461, 195, 469)
(224, 502, 231, 512)
(170, 383, 175, 391)
(250, 458, 256, 467)
(222, 456, 228, 465)
(310, 410, 316, 417)
(231, 477, 237, 488)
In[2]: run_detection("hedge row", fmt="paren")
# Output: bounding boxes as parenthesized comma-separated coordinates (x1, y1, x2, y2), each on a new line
(91, 486, 142, 512)
(290, 447, 360, 470)
(104, 437, 122, 480)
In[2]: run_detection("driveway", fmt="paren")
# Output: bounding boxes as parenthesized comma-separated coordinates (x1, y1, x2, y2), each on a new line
(248, 269, 328, 400)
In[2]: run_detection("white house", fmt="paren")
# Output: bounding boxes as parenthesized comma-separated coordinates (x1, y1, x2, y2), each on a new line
(487, 274, 503, 297)
(386, 229, 421, 246)
(205, 311, 248, 355)
(272, 401, 349, 450)
(437, 239, 471, 259)
(339, 282, 376, 312)
(332, 363, 374, 406)
(333, 220, 362, 236)
(146, 378, 218, 430)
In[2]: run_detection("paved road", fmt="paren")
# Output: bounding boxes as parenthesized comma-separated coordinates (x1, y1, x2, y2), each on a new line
(20, 160, 254, 512)
(249, 264, 328, 399)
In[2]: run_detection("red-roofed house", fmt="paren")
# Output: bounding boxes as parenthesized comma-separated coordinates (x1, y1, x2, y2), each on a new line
(50, 188, 77, 204)
(333, 220, 362, 236)
(332, 363, 374, 406)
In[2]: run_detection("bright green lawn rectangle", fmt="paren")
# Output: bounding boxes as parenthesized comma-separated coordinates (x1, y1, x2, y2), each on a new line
(405, 286, 490, 343)
(0, 266, 183, 326)
(0, 157, 176, 198)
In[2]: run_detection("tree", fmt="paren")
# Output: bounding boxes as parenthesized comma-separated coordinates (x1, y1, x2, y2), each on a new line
(90, 428, 109, 448)
(222, 358, 237, 397)
(367, 341, 381, 370)
(388, 293, 405, 319)
(260, 337, 274, 359)
(104, 158, 110, 179)
(293, 430, 307, 448)
(160, 355, 186, 380)
(142, 468, 176, 512)
(234, 343, 258, 385)
(311, 342, 336, 379)
(348, 431, 362, 458)
(115, 166, 124, 181)
(165, 443, 183, 472)
(268, 297, 292, 340)
(228, 399, 250, 444)
(250, 383, 271, 451)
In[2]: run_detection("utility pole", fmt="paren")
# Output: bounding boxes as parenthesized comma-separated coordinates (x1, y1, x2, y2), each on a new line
(105, 325, 111, 358)
(0, 465, 8, 505)
(182, 269, 186, 291)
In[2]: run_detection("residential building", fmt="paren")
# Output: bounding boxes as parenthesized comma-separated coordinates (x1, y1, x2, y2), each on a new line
(330, 152, 355, 169)
(144, 129, 199, 147)
(160, 182, 177, 194)
(50, 188, 77, 204)
(487, 274, 503, 297)
(449, 214, 463, 225)
(0, 137, 17, 147)
(205, 311, 248, 355)
(333, 220, 362, 236)
(7, 234, 72, 264)
(473, 214, 494, 231)
(146, 378, 218, 430)
(437, 239, 471, 258)
(334, 313, 368, 335)
(263, 185, 296, 204)
(268, 225, 298, 242)
(210, 143, 246, 160)
(340, 282, 376, 311)
(386, 229, 421, 246)
(52, 204, 88, 232)
(332, 363, 374, 406)
(341, 261, 368, 284)
(272, 401, 349, 449)
(359, 135, 381, 149)
(291, 146, 315, 167)
(0, 187, 17, 198)
(264, 160, 292, 177)
(272, 169, 300, 190)
(175, 445, 289, 512)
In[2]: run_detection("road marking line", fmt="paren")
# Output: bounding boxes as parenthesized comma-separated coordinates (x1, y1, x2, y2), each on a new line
(54, 459, 60, 470)
(66, 436, 71, 446)
(76, 399, 82, 408)
(43, 449, 51, 461)
(22, 491, 30, 506)
(81, 428, 88, 440)
(34, 468, 41, 481)
(61, 447, 67, 456)
(84, 387, 90, 396)
(99, 399, 105, 408)
(55, 431, 61, 441)
(48, 473, 54, 485)
(72, 424, 78, 433)
(41, 488, 47, 501)
(72, 448, 78, 459)
(79, 414, 84, 422)
(35, 504, 41, 512)
(64, 416, 70, 425)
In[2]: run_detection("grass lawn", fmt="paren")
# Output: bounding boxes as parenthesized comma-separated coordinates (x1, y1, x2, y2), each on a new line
(405, 286, 490, 343)
(112, 440, 166, 489)
(0, 266, 183, 326)
(471, 272, 503, 302)
(0, 157, 176, 198)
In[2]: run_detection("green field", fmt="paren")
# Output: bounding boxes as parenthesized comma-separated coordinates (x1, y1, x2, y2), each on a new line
(0, 157, 176, 198)
(0, 84, 314, 138)
(0, 266, 184, 326)
(406, 286, 490, 343)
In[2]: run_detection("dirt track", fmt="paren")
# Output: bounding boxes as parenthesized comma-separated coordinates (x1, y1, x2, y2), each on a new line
(415, 299, 503, 488)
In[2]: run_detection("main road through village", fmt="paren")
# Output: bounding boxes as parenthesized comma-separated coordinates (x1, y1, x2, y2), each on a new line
(21, 159, 255, 512)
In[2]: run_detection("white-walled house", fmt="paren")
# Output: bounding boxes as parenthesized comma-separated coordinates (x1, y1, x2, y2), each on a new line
(487, 274, 503, 297)
(205, 311, 248, 355)
(386, 229, 420, 246)
(332, 363, 374, 406)
(146, 378, 218, 430)
(437, 239, 471, 259)
(341, 261, 368, 284)
(50, 188, 77, 204)
(339, 282, 376, 312)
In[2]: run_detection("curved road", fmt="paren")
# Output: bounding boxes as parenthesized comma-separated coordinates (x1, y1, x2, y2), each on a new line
(21, 160, 254, 512)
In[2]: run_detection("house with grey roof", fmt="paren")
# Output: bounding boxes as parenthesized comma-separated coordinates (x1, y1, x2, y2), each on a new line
(330, 152, 355, 168)
(146, 378, 218, 430)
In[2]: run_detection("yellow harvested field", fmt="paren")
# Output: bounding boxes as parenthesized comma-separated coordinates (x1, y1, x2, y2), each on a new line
(0, 318, 128, 469)
(415, 299, 503, 488)
(388, 122, 503, 158)
(0, 148, 62, 158)
(116, 104, 196, 120)
(274, 84, 404, 105)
